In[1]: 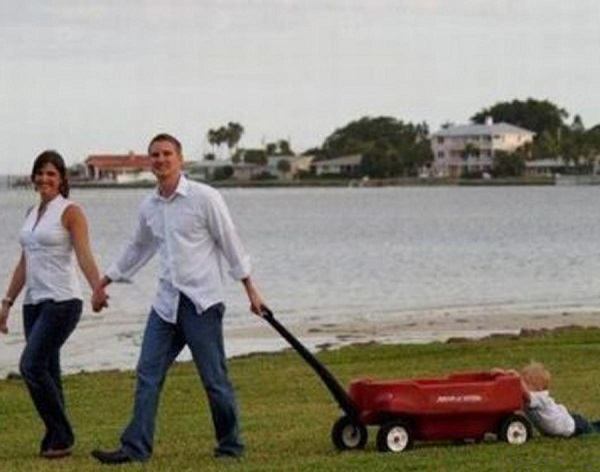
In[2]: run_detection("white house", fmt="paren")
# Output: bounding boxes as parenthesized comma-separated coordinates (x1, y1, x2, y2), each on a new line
(311, 154, 362, 176)
(85, 152, 154, 183)
(266, 154, 314, 179)
(524, 158, 573, 177)
(184, 159, 233, 181)
(431, 118, 535, 177)
(232, 162, 266, 180)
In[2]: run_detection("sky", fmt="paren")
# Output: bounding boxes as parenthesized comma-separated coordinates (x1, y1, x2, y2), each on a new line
(1, 0, 599, 174)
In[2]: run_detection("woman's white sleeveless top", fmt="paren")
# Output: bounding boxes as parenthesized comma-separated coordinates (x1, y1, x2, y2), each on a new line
(19, 195, 83, 304)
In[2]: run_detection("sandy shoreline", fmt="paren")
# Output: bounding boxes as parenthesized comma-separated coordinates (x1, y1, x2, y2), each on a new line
(225, 307, 600, 356)
(2, 307, 600, 379)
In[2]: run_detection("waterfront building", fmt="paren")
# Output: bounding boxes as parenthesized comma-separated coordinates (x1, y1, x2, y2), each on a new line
(266, 154, 314, 179)
(184, 159, 233, 181)
(311, 154, 363, 176)
(232, 162, 265, 180)
(85, 152, 154, 183)
(431, 118, 535, 177)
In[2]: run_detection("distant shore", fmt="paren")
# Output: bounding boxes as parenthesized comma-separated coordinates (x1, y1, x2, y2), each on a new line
(3, 175, 558, 190)
(53, 176, 556, 189)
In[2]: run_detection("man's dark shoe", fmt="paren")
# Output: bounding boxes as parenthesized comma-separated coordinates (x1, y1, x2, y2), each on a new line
(214, 450, 243, 460)
(91, 448, 133, 465)
(41, 446, 73, 459)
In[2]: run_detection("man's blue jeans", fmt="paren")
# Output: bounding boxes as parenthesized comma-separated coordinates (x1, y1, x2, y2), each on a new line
(120, 294, 243, 460)
(20, 299, 82, 452)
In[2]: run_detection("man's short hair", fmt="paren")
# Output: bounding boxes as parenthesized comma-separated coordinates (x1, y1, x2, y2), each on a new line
(148, 133, 182, 155)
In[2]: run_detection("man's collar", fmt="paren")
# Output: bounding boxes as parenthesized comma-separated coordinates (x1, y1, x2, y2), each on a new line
(153, 174, 189, 200)
(175, 174, 190, 197)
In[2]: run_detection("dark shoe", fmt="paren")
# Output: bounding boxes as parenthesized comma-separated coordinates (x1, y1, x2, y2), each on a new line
(41, 447, 72, 459)
(214, 450, 243, 460)
(91, 448, 132, 465)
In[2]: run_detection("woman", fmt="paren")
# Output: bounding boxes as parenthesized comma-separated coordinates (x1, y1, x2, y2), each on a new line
(0, 150, 107, 459)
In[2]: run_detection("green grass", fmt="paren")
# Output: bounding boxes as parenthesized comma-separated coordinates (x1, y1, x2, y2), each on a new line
(2, 327, 600, 471)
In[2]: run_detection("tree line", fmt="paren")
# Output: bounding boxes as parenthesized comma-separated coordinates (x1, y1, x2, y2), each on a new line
(204, 98, 600, 179)
(471, 99, 600, 176)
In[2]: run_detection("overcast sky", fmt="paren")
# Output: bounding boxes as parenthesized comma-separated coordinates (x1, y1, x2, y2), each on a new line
(1, 0, 598, 174)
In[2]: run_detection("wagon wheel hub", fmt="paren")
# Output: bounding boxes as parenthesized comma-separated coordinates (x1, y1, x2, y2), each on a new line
(506, 422, 528, 445)
(342, 425, 361, 448)
(387, 426, 409, 452)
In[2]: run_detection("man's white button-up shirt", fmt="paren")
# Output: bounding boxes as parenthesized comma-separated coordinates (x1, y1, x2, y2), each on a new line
(106, 176, 251, 323)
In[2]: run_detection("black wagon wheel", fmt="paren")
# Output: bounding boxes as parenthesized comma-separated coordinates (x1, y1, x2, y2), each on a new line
(498, 413, 532, 445)
(331, 416, 368, 450)
(376, 420, 414, 453)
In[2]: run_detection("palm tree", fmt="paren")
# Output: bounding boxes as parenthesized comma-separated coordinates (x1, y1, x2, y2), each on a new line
(278, 139, 292, 155)
(207, 129, 219, 153)
(266, 142, 277, 155)
(226, 122, 244, 158)
(208, 123, 244, 159)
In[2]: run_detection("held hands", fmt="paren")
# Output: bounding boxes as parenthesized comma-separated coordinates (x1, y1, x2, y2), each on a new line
(91, 284, 110, 313)
(0, 304, 9, 334)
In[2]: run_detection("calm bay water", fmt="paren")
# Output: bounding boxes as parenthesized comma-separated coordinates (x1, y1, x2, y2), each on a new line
(1, 185, 600, 375)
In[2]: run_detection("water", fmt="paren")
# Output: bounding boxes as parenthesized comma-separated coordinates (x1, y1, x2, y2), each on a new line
(1, 185, 600, 376)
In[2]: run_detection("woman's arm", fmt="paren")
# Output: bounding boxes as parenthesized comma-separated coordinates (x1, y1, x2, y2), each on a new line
(0, 252, 26, 334)
(64, 205, 109, 313)
(64, 205, 109, 311)
(63, 205, 102, 290)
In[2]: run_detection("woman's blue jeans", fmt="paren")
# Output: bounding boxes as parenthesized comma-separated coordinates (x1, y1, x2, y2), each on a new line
(120, 294, 243, 460)
(20, 299, 82, 452)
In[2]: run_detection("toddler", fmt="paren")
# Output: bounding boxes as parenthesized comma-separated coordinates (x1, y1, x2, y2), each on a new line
(505, 362, 600, 438)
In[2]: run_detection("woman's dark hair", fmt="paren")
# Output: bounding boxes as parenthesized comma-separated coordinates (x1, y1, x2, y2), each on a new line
(31, 150, 70, 198)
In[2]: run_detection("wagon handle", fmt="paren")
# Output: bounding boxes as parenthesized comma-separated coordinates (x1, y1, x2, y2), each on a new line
(261, 307, 360, 420)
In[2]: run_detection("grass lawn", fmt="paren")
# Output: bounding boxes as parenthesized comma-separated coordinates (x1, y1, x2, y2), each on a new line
(2, 326, 600, 471)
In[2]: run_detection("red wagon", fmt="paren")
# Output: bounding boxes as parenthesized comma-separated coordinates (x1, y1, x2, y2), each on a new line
(263, 309, 531, 452)
(341, 372, 530, 452)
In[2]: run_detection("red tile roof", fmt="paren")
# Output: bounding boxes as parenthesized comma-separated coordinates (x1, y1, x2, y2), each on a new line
(86, 153, 151, 171)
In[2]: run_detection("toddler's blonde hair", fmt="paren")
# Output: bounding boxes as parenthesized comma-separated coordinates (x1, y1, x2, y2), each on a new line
(520, 361, 551, 391)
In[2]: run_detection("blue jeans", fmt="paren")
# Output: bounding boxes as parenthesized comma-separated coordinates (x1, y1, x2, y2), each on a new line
(20, 299, 82, 452)
(120, 294, 243, 460)
(572, 413, 600, 436)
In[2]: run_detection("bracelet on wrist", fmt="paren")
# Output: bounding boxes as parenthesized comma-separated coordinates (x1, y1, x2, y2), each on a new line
(1, 297, 14, 308)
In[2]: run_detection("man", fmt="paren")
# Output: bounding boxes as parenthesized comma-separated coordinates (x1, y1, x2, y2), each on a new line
(90, 133, 266, 464)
